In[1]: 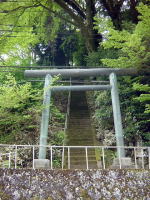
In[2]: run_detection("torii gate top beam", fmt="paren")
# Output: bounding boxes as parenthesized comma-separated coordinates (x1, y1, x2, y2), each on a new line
(24, 68, 150, 78)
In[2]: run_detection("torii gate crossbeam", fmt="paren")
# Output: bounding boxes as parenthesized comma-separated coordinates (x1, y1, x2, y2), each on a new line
(25, 67, 150, 78)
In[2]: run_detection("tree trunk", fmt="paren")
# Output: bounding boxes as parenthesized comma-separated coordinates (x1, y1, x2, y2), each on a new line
(129, 0, 139, 24)
(54, 0, 102, 52)
(81, 0, 102, 52)
(100, 0, 124, 30)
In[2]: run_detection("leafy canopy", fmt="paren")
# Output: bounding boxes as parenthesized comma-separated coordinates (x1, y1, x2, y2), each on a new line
(100, 3, 150, 69)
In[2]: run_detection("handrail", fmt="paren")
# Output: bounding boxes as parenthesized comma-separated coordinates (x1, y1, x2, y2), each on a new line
(0, 144, 149, 148)
(0, 145, 149, 170)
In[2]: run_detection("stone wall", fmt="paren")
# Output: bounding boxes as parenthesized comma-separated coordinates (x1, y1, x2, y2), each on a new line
(0, 169, 149, 200)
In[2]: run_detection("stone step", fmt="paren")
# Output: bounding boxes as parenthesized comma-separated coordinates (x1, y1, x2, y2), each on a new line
(65, 159, 97, 165)
(65, 164, 98, 169)
(67, 138, 94, 141)
(69, 116, 90, 119)
(66, 130, 94, 134)
(69, 117, 90, 120)
(67, 129, 92, 132)
(69, 156, 96, 160)
(64, 149, 96, 155)
(65, 158, 97, 162)
(66, 143, 95, 146)
(67, 134, 94, 137)
(70, 159, 97, 163)
(67, 157, 96, 161)
(66, 164, 98, 169)
(68, 154, 96, 158)
(68, 123, 91, 126)
(68, 120, 92, 123)
(68, 125, 92, 128)
(69, 117, 88, 120)
(64, 150, 96, 154)
(65, 90, 97, 169)
(70, 108, 89, 111)
(68, 143, 94, 146)
(64, 154, 96, 157)
(66, 134, 93, 139)
(67, 139, 94, 142)
(67, 136, 94, 139)
(67, 131, 92, 134)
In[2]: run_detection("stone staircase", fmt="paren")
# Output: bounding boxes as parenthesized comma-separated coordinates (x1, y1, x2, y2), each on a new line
(65, 90, 98, 169)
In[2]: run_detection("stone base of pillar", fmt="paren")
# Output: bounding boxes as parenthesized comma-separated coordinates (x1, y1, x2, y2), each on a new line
(34, 159, 50, 169)
(111, 157, 134, 168)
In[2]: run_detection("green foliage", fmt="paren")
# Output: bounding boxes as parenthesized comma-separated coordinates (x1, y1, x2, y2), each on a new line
(119, 77, 150, 145)
(60, 31, 79, 65)
(95, 148, 116, 168)
(49, 130, 65, 146)
(85, 47, 119, 67)
(90, 2, 150, 146)
(72, 34, 87, 66)
(0, 74, 42, 144)
(100, 3, 150, 68)
(0, 1, 39, 65)
(0, 75, 32, 110)
(104, 149, 116, 167)
(88, 75, 150, 146)
(87, 90, 116, 146)
(133, 83, 150, 114)
(0, 1, 64, 67)
(0, 73, 66, 147)
(92, 91, 113, 130)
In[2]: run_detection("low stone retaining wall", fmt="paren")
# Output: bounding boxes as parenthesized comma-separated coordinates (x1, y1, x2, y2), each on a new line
(0, 169, 149, 200)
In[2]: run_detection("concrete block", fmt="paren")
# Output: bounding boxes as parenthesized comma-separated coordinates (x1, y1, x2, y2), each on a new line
(112, 157, 133, 168)
(34, 159, 50, 169)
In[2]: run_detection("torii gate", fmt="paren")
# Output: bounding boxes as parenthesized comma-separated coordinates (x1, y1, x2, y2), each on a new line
(25, 67, 150, 162)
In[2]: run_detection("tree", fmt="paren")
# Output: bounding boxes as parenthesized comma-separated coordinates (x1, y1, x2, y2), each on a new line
(33, 26, 80, 66)
(0, 75, 42, 143)
(0, 0, 146, 53)
(90, 2, 150, 145)
(100, 3, 150, 69)
(133, 83, 150, 114)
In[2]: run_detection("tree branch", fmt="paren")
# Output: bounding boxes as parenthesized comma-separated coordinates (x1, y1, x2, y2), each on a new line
(39, 3, 78, 26)
(53, 0, 85, 28)
(64, 0, 86, 19)
(100, 0, 125, 29)
(0, 1, 79, 27)
(1, 3, 41, 13)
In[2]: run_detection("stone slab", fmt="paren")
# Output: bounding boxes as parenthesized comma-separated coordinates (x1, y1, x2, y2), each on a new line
(112, 157, 133, 168)
(34, 159, 50, 169)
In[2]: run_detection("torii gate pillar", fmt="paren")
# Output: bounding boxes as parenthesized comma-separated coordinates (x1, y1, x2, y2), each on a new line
(39, 74, 52, 159)
(109, 73, 125, 157)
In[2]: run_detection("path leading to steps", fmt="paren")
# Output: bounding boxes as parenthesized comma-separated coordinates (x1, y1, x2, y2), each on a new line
(65, 90, 97, 169)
